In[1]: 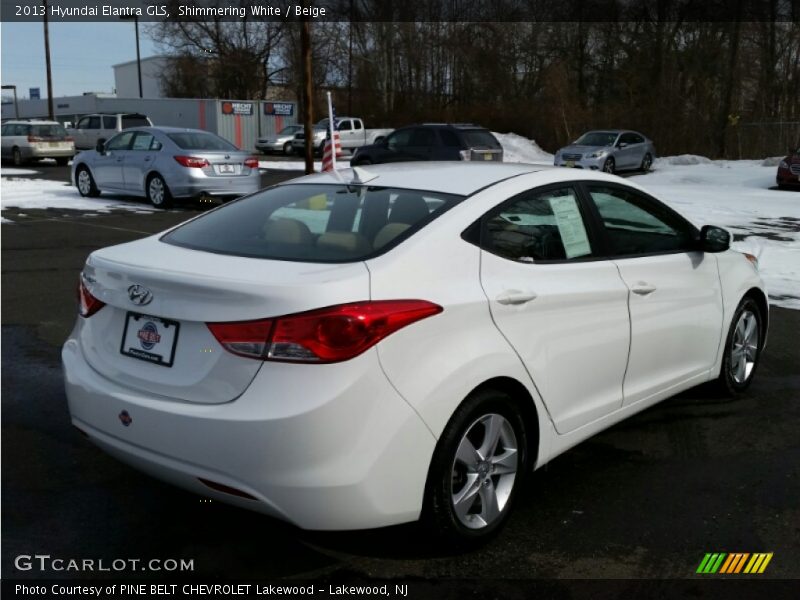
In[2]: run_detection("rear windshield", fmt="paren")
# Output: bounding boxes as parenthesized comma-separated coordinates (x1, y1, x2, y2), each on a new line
(162, 184, 465, 262)
(167, 132, 238, 151)
(461, 129, 501, 149)
(30, 124, 68, 138)
(121, 115, 150, 129)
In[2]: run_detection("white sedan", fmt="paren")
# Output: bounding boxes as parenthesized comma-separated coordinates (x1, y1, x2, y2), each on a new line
(63, 162, 767, 544)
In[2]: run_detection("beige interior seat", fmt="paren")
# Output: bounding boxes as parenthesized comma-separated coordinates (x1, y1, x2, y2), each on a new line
(262, 218, 314, 245)
(316, 231, 372, 255)
(373, 223, 412, 249)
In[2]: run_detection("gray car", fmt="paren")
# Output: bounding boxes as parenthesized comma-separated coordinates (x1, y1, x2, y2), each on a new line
(255, 124, 303, 154)
(554, 130, 656, 174)
(72, 127, 261, 208)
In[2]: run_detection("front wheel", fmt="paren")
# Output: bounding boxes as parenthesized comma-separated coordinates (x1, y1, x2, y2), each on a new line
(715, 297, 763, 394)
(602, 157, 615, 174)
(640, 153, 653, 172)
(146, 174, 173, 209)
(424, 389, 529, 546)
(283, 142, 293, 155)
(76, 166, 100, 197)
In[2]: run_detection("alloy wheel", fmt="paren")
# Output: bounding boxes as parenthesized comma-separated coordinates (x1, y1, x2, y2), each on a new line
(450, 413, 518, 530)
(730, 309, 759, 384)
(149, 177, 165, 206)
(77, 170, 92, 195)
(603, 158, 615, 173)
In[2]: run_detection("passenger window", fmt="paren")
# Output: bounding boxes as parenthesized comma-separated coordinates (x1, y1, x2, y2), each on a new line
(438, 129, 461, 147)
(410, 128, 435, 146)
(587, 185, 695, 256)
(353, 120, 363, 130)
(131, 132, 158, 151)
(338, 120, 353, 131)
(103, 116, 117, 129)
(87, 117, 101, 129)
(483, 186, 592, 262)
(105, 132, 135, 151)
(387, 129, 412, 150)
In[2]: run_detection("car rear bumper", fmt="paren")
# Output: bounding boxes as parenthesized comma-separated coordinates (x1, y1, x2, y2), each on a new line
(24, 146, 76, 159)
(169, 172, 261, 199)
(255, 141, 285, 152)
(63, 337, 436, 530)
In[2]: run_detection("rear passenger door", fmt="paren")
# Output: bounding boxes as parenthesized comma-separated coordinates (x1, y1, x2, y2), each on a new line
(478, 184, 631, 433)
(583, 183, 723, 404)
(405, 128, 435, 161)
(123, 132, 162, 193)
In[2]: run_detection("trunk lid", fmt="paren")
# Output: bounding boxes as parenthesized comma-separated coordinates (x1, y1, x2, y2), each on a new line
(78, 237, 370, 404)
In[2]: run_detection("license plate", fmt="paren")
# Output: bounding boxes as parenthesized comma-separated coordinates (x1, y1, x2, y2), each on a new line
(120, 313, 180, 367)
(48, 141, 60, 147)
(566, 160, 575, 168)
(483, 153, 493, 161)
(218, 164, 235, 174)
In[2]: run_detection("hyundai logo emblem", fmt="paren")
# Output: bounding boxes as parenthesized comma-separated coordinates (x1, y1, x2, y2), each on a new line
(128, 284, 153, 306)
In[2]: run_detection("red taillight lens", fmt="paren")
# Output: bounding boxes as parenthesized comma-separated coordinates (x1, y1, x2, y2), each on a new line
(174, 155, 209, 168)
(65, 136, 74, 142)
(207, 300, 442, 363)
(27, 135, 45, 143)
(77, 276, 105, 318)
(244, 157, 259, 169)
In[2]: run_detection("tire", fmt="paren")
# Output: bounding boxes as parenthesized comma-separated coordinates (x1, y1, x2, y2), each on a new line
(75, 166, 101, 197)
(424, 388, 529, 546)
(12, 147, 23, 166)
(146, 173, 173, 209)
(714, 296, 763, 395)
(283, 142, 293, 155)
(56, 157, 70, 166)
(602, 157, 615, 174)
(640, 153, 653, 172)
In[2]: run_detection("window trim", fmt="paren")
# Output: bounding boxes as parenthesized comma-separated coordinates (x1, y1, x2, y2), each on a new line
(577, 181, 700, 260)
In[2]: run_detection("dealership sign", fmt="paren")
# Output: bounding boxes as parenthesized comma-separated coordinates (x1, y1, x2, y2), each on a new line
(221, 101, 253, 116)
(264, 102, 294, 116)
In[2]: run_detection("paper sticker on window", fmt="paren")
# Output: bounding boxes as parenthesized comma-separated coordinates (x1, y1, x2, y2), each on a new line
(549, 194, 591, 258)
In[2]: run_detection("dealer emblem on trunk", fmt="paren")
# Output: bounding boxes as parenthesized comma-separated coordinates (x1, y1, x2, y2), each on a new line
(128, 284, 153, 306)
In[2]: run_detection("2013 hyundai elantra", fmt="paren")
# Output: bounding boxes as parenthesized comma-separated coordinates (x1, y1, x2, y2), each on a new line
(63, 162, 767, 543)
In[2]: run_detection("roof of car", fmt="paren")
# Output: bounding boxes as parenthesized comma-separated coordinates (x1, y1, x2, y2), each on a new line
(285, 162, 557, 196)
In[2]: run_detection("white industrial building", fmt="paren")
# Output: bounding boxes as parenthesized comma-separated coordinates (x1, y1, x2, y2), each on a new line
(112, 56, 171, 99)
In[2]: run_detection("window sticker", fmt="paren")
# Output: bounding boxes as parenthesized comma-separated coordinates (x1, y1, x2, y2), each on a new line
(549, 194, 592, 258)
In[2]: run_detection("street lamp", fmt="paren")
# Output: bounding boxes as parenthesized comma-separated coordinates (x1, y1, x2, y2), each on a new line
(120, 15, 143, 98)
(1, 85, 20, 118)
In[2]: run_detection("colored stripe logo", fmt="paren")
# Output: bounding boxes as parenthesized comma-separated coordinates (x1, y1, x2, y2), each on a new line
(697, 552, 773, 574)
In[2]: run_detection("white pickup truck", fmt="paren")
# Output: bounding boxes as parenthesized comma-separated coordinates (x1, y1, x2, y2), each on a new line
(291, 117, 393, 154)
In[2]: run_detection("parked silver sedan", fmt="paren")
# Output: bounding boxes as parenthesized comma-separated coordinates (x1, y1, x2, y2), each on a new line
(255, 124, 303, 154)
(71, 127, 261, 208)
(554, 130, 656, 174)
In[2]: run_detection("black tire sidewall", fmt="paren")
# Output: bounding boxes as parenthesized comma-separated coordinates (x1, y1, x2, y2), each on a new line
(424, 389, 529, 545)
(718, 297, 763, 394)
(12, 148, 22, 166)
(283, 142, 292, 155)
(604, 157, 615, 173)
(642, 153, 652, 171)
(76, 166, 95, 197)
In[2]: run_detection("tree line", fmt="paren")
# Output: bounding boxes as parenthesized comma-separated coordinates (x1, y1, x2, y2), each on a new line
(150, 1, 800, 158)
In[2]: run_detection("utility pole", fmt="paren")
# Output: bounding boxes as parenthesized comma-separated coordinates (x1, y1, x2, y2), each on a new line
(120, 15, 143, 98)
(301, 3, 314, 174)
(43, 0, 54, 119)
(347, 0, 353, 115)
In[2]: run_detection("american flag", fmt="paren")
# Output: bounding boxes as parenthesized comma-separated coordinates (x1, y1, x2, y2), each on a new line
(322, 93, 343, 172)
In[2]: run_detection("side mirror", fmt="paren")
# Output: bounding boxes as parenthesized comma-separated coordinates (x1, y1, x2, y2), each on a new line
(699, 225, 730, 253)
(617, 142, 628, 149)
(375, 136, 386, 145)
(95, 141, 105, 154)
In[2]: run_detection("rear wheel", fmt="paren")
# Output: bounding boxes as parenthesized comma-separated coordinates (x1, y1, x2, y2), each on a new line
(424, 388, 528, 546)
(12, 147, 23, 166)
(603, 157, 615, 174)
(76, 166, 100, 197)
(715, 296, 763, 394)
(146, 173, 173, 209)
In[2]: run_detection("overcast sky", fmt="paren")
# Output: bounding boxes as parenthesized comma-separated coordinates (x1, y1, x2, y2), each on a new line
(1, 22, 158, 98)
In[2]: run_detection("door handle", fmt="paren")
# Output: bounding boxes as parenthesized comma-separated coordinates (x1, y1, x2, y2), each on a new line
(631, 282, 657, 296)
(144, 156, 152, 161)
(496, 290, 537, 305)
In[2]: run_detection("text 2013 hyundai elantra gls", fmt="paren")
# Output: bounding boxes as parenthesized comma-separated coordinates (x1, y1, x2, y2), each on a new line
(63, 162, 767, 543)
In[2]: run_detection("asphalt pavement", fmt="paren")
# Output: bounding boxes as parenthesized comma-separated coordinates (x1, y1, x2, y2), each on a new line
(2, 167, 799, 587)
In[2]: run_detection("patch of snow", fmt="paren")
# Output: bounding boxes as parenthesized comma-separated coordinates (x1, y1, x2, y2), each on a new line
(493, 132, 554, 164)
(1, 216, 14, 224)
(760, 156, 784, 167)
(0, 177, 149, 212)
(1, 168, 40, 176)
(655, 154, 714, 166)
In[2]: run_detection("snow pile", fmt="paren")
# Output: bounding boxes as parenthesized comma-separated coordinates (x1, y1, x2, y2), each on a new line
(629, 160, 799, 309)
(761, 156, 785, 167)
(0, 178, 153, 213)
(655, 154, 714, 166)
(1, 168, 40, 176)
(492, 132, 554, 165)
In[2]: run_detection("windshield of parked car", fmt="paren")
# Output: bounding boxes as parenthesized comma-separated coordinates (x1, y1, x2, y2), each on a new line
(462, 129, 501, 149)
(161, 184, 465, 262)
(121, 115, 150, 128)
(167, 132, 238, 151)
(29, 124, 68, 138)
(279, 126, 300, 135)
(575, 132, 619, 147)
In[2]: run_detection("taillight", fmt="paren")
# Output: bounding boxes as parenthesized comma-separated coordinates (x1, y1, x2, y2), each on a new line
(174, 155, 209, 168)
(207, 300, 442, 363)
(244, 157, 259, 169)
(77, 276, 105, 318)
(27, 135, 45, 143)
(65, 136, 74, 142)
